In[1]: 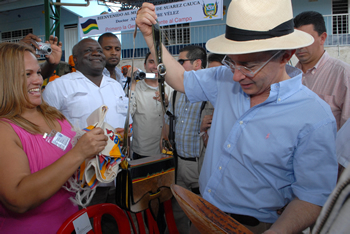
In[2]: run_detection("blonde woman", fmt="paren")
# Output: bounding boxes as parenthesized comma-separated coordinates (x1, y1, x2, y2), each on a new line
(0, 43, 107, 233)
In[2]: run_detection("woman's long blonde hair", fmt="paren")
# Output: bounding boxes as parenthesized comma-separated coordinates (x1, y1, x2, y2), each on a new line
(0, 42, 65, 134)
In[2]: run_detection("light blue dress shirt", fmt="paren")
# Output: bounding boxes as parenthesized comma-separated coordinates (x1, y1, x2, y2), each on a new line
(184, 65, 338, 223)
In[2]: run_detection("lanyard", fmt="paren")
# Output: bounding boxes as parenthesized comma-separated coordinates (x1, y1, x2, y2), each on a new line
(152, 20, 167, 114)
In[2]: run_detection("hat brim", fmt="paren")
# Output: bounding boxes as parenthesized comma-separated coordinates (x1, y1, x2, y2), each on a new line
(206, 29, 314, 55)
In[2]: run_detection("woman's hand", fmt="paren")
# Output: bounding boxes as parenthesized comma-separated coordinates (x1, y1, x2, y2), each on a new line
(74, 127, 108, 159)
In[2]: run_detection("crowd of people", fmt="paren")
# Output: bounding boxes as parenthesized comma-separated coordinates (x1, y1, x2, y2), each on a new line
(0, 0, 350, 233)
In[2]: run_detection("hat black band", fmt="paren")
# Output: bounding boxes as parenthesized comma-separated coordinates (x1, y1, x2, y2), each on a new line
(225, 19, 294, 41)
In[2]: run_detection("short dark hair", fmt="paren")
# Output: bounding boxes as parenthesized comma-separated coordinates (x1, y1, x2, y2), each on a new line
(98, 32, 119, 45)
(208, 53, 225, 65)
(179, 45, 207, 68)
(294, 11, 326, 36)
(144, 51, 152, 64)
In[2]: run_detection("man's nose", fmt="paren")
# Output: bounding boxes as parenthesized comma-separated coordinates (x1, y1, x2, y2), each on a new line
(110, 49, 117, 55)
(92, 49, 102, 56)
(232, 68, 245, 82)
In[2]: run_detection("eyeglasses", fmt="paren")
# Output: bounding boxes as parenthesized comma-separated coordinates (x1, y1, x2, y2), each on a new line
(177, 58, 198, 65)
(222, 51, 281, 78)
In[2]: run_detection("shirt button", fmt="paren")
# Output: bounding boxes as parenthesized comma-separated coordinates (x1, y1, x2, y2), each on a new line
(219, 166, 222, 170)
(181, 120, 184, 123)
(227, 144, 231, 148)
(185, 108, 187, 111)
(239, 121, 243, 125)
(208, 189, 211, 193)
(278, 98, 281, 102)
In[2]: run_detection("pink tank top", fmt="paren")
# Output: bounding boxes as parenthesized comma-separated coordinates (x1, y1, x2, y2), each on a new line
(0, 119, 79, 234)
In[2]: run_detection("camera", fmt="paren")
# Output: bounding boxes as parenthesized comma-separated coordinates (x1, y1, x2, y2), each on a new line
(145, 73, 157, 79)
(35, 42, 52, 55)
(133, 69, 146, 80)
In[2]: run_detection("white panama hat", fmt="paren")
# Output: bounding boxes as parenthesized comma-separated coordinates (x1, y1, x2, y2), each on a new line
(206, 0, 314, 55)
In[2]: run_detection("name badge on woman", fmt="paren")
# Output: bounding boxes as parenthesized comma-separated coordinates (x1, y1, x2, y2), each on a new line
(43, 130, 70, 151)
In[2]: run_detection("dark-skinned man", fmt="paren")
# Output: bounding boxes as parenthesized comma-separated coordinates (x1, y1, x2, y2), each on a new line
(98, 32, 127, 89)
(43, 38, 131, 233)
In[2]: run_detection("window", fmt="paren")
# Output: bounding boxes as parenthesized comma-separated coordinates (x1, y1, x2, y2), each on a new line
(1, 28, 33, 42)
(161, 23, 190, 45)
(332, 0, 349, 34)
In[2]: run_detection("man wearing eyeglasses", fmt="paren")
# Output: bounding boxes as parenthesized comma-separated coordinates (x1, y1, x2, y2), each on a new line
(136, 1, 337, 233)
(163, 45, 210, 233)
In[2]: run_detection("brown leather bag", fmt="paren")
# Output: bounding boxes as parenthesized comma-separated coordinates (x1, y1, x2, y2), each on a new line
(116, 154, 175, 213)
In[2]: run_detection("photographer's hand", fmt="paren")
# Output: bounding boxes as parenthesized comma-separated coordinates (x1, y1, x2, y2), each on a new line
(153, 91, 169, 107)
(45, 35, 62, 66)
(19, 33, 41, 50)
(128, 67, 139, 91)
(39, 35, 63, 79)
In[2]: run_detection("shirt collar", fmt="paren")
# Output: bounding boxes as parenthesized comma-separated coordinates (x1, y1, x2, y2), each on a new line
(102, 67, 122, 80)
(314, 50, 329, 69)
(70, 70, 87, 79)
(139, 79, 159, 91)
(268, 65, 303, 103)
(71, 70, 114, 86)
(295, 51, 329, 73)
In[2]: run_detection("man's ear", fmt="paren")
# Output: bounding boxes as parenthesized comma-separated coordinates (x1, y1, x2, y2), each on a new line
(73, 56, 77, 64)
(281, 50, 295, 64)
(320, 32, 327, 46)
(193, 59, 202, 70)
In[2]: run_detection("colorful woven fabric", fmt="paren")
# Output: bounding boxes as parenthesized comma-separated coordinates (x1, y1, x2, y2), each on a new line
(63, 105, 126, 207)
(83, 122, 125, 189)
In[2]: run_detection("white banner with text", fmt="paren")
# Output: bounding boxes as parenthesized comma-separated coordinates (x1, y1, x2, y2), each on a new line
(79, 0, 223, 37)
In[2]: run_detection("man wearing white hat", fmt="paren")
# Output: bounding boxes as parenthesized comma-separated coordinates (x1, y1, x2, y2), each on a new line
(136, 1, 338, 233)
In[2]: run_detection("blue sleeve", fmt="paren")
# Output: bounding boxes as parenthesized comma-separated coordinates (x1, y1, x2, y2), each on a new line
(292, 118, 338, 206)
(184, 66, 231, 107)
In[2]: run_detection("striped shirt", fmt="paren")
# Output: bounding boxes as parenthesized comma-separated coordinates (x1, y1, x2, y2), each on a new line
(165, 92, 203, 158)
(296, 51, 350, 130)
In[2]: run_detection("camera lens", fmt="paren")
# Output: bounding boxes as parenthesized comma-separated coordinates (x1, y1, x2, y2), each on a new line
(138, 72, 146, 79)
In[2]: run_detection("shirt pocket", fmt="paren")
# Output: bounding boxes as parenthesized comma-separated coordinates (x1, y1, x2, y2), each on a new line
(115, 96, 129, 115)
(66, 91, 90, 118)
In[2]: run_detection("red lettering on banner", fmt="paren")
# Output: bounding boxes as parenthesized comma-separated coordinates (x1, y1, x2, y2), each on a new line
(158, 20, 168, 25)
(175, 17, 192, 23)
(105, 27, 122, 31)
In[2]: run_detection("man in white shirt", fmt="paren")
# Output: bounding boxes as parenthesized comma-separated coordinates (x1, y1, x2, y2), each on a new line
(129, 52, 172, 159)
(43, 38, 129, 130)
(43, 38, 130, 233)
(98, 32, 127, 88)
